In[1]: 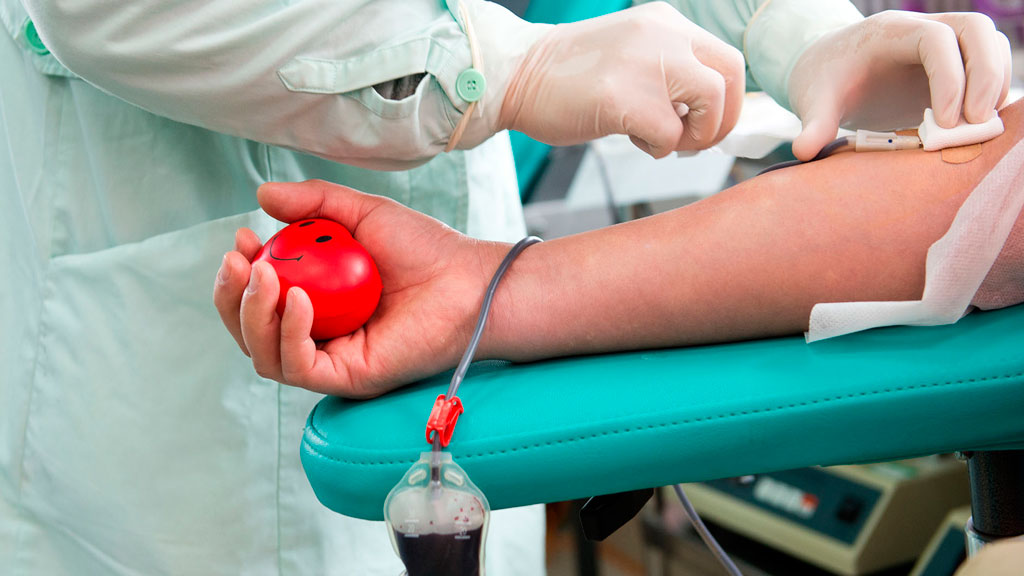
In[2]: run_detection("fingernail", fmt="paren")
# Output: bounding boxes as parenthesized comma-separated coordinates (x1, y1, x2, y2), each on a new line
(246, 263, 261, 294)
(216, 254, 230, 285)
(284, 286, 294, 311)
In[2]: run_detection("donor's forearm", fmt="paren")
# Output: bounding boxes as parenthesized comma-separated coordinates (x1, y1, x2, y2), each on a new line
(483, 99, 1024, 362)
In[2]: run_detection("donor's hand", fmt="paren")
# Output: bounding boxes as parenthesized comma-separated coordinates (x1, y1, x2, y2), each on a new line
(213, 180, 504, 398)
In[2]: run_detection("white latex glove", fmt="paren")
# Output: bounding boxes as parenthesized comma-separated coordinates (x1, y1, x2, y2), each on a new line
(788, 10, 1013, 161)
(498, 2, 746, 159)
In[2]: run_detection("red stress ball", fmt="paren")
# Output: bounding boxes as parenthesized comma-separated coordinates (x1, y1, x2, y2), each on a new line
(253, 218, 381, 340)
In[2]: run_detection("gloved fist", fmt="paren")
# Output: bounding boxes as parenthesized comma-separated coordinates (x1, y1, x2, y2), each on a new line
(498, 2, 745, 159)
(788, 10, 1013, 160)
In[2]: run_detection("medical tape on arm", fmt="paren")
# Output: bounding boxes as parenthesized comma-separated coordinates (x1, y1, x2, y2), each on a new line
(806, 136, 1024, 342)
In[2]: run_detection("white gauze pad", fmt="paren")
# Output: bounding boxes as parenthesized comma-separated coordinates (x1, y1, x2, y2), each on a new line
(806, 135, 1024, 342)
(919, 108, 1004, 151)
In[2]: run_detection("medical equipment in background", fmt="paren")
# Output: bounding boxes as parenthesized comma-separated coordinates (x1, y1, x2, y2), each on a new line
(909, 506, 971, 576)
(673, 457, 970, 575)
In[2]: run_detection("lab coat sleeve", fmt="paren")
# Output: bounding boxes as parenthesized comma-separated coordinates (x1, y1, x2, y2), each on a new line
(22, 0, 548, 170)
(660, 0, 863, 111)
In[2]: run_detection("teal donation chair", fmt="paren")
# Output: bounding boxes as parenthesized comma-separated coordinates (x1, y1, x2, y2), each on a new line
(301, 304, 1024, 558)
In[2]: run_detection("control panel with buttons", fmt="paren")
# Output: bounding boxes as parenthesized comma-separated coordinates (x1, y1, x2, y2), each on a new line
(703, 468, 881, 544)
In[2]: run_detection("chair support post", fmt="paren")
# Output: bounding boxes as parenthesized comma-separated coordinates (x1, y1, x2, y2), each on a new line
(964, 450, 1024, 555)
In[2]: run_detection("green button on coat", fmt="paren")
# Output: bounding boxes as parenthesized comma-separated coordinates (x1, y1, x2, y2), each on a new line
(455, 68, 485, 103)
(24, 20, 49, 55)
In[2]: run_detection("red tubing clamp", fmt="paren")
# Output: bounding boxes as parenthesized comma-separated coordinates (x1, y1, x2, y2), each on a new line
(425, 395, 464, 447)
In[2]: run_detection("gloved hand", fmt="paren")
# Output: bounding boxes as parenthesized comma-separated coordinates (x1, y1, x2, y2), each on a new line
(213, 181, 506, 398)
(498, 2, 746, 159)
(788, 10, 1013, 161)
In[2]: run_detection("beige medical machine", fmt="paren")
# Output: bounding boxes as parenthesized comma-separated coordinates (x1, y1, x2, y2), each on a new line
(677, 457, 970, 575)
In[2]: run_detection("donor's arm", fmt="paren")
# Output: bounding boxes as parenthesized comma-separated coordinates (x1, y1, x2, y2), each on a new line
(214, 99, 1024, 398)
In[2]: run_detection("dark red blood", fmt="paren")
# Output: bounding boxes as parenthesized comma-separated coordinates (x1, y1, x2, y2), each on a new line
(394, 528, 483, 576)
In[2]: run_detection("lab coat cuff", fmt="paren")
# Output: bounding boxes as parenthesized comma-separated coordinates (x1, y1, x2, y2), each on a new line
(743, 0, 862, 111)
(449, 0, 552, 150)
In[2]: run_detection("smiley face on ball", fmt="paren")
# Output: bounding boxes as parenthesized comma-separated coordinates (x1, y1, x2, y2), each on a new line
(254, 218, 381, 340)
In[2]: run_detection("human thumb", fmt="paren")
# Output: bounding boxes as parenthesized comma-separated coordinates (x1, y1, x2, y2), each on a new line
(257, 180, 383, 231)
(626, 101, 685, 159)
(792, 99, 843, 162)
